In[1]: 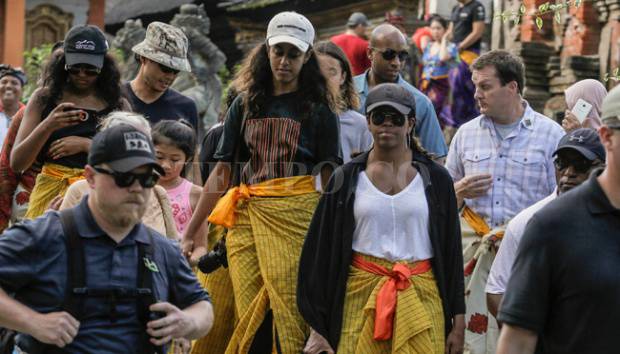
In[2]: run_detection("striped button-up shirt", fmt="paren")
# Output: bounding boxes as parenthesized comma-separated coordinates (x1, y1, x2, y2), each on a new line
(446, 102, 564, 227)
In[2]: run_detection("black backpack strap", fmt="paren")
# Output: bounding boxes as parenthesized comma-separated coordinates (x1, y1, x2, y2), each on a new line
(59, 209, 85, 320)
(137, 228, 164, 354)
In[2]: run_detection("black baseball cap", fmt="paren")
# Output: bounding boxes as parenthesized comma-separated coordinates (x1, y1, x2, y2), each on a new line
(553, 128, 605, 161)
(365, 83, 416, 116)
(63, 25, 108, 69)
(88, 124, 165, 176)
(347, 12, 370, 27)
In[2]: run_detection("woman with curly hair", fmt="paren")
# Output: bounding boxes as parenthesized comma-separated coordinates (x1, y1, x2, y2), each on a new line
(315, 41, 373, 162)
(11, 25, 129, 218)
(183, 11, 341, 354)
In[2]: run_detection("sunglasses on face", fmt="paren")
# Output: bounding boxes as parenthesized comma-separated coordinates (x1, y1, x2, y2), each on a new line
(553, 157, 595, 174)
(371, 47, 409, 61)
(370, 110, 407, 126)
(157, 62, 180, 75)
(94, 167, 159, 188)
(65, 64, 101, 76)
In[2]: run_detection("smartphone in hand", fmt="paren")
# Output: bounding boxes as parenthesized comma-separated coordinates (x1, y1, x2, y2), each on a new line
(63, 107, 88, 122)
(570, 98, 593, 124)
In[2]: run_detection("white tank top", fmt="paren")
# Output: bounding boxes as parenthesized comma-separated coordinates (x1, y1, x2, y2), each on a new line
(352, 171, 433, 262)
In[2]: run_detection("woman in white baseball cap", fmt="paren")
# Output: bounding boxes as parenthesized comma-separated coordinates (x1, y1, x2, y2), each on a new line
(183, 11, 341, 354)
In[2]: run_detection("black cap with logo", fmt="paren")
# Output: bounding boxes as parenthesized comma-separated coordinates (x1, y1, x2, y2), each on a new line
(553, 128, 606, 161)
(365, 83, 416, 116)
(63, 25, 108, 69)
(88, 124, 165, 175)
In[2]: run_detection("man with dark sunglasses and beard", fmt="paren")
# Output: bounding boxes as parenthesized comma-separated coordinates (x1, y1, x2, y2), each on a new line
(0, 124, 213, 353)
(486, 128, 605, 321)
(353, 24, 447, 161)
(125, 22, 199, 131)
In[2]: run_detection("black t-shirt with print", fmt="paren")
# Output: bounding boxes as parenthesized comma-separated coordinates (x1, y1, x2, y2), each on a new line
(498, 171, 620, 353)
(450, 0, 486, 50)
(214, 92, 342, 185)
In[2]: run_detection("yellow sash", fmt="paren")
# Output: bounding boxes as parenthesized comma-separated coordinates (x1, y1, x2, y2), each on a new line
(459, 50, 479, 66)
(208, 175, 316, 228)
(461, 206, 504, 239)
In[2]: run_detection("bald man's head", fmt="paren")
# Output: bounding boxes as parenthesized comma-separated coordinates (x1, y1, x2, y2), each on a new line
(367, 24, 408, 84)
(369, 24, 406, 47)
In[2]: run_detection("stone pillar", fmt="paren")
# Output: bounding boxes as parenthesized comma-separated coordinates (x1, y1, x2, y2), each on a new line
(561, 0, 601, 56)
(3, 0, 25, 67)
(520, 0, 554, 42)
(87, 0, 105, 29)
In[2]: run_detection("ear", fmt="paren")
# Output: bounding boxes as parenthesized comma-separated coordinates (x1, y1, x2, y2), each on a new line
(509, 80, 519, 95)
(367, 46, 373, 60)
(84, 165, 97, 189)
(303, 50, 312, 64)
(598, 126, 614, 152)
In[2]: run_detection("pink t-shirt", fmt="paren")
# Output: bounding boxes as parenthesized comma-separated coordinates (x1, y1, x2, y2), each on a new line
(165, 178, 194, 236)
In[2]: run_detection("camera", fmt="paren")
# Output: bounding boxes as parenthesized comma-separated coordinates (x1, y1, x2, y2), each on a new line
(197, 237, 228, 274)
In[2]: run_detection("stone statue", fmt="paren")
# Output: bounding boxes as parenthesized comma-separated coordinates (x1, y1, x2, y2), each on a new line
(171, 4, 227, 130)
(112, 19, 146, 81)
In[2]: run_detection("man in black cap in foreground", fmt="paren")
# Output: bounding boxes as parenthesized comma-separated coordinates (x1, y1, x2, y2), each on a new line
(0, 124, 213, 353)
(496, 86, 620, 354)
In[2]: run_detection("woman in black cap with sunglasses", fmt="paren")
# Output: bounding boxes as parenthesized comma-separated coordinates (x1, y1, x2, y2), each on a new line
(298, 83, 465, 354)
(11, 25, 129, 218)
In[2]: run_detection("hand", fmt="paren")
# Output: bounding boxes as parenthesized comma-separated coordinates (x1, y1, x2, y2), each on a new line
(445, 326, 464, 354)
(181, 237, 194, 259)
(455, 174, 493, 202)
(47, 195, 64, 211)
(562, 110, 583, 132)
(29, 311, 80, 348)
(48, 136, 91, 160)
(189, 245, 208, 267)
(303, 328, 334, 354)
(41, 103, 84, 132)
(147, 302, 196, 346)
(171, 338, 191, 354)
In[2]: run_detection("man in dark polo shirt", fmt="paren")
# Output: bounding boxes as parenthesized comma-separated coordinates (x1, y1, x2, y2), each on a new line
(125, 21, 199, 130)
(496, 86, 620, 354)
(0, 125, 213, 353)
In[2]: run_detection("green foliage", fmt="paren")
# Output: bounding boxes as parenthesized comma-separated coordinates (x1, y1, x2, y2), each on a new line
(604, 68, 620, 82)
(219, 63, 241, 104)
(495, 0, 585, 29)
(22, 43, 54, 102)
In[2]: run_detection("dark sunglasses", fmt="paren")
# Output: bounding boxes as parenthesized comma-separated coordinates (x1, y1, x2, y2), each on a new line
(157, 63, 179, 75)
(371, 47, 409, 61)
(370, 110, 407, 126)
(553, 157, 595, 174)
(94, 167, 159, 188)
(65, 64, 101, 76)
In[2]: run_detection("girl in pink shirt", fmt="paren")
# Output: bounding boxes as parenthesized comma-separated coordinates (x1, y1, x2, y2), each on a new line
(152, 120, 201, 237)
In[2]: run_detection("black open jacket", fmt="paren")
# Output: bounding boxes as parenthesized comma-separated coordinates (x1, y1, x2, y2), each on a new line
(297, 150, 465, 349)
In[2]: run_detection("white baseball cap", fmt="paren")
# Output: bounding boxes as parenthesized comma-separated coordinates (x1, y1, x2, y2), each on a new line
(266, 11, 315, 53)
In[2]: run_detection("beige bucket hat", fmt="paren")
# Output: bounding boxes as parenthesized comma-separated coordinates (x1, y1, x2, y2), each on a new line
(132, 21, 191, 72)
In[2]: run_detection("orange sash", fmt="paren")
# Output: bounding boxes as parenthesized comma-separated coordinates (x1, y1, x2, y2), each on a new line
(208, 175, 316, 228)
(352, 254, 432, 341)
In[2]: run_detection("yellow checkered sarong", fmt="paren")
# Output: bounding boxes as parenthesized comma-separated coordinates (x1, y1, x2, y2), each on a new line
(25, 163, 84, 218)
(191, 224, 236, 354)
(337, 253, 445, 354)
(220, 176, 319, 354)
